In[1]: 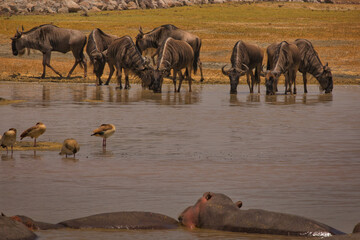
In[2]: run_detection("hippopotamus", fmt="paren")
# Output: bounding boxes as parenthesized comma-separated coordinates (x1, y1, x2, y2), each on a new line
(12, 211, 179, 230)
(58, 211, 179, 230)
(178, 192, 345, 237)
(0, 215, 37, 240)
(324, 223, 360, 240)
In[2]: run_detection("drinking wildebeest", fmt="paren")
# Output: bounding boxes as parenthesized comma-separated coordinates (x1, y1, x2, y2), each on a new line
(11, 24, 87, 79)
(152, 38, 194, 93)
(294, 39, 333, 93)
(86, 28, 118, 85)
(106, 36, 153, 89)
(222, 40, 264, 94)
(265, 41, 300, 95)
(135, 24, 204, 82)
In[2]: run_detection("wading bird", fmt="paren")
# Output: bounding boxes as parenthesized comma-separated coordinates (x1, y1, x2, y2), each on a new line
(59, 138, 80, 158)
(91, 124, 116, 148)
(1, 128, 17, 154)
(20, 122, 46, 147)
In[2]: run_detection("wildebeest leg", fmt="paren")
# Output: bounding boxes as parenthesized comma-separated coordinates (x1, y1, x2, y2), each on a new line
(177, 71, 184, 93)
(67, 60, 79, 78)
(292, 70, 297, 94)
(186, 66, 193, 92)
(116, 65, 123, 89)
(249, 71, 256, 94)
(124, 69, 131, 90)
(105, 63, 115, 85)
(246, 72, 251, 93)
(173, 71, 178, 92)
(42, 52, 62, 78)
(199, 59, 204, 82)
(255, 64, 261, 93)
(287, 72, 293, 95)
(302, 73, 307, 93)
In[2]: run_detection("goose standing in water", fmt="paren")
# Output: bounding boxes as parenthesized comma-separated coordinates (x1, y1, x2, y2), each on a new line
(91, 124, 116, 148)
(1, 128, 17, 154)
(20, 122, 46, 147)
(59, 138, 80, 158)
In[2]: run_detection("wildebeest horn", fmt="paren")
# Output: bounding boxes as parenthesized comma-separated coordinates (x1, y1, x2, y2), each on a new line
(221, 64, 231, 76)
(21, 25, 24, 32)
(139, 26, 143, 35)
(242, 63, 249, 71)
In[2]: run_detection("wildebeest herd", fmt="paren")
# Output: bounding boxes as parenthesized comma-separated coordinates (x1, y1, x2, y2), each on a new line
(10, 24, 333, 95)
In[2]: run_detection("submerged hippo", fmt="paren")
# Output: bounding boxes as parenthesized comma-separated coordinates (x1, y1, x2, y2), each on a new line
(0, 215, 37, 240)
(13, 211, 179, 230)
(178, 192, 345, 237)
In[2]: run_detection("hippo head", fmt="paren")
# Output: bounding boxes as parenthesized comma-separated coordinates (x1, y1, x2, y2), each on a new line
(178, 192, 242, 229)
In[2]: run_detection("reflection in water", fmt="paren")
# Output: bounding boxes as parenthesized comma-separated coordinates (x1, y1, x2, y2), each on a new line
(61, 157, 79, 163)
(72, 85, 87, 102)
(19, 150, 42, 160)
(264, 93, 333, 105)
(92, 86, 104, 101)
(42, 85, 50, 106)
(247, 93, 260, 103)
(1, 154, 14, 161)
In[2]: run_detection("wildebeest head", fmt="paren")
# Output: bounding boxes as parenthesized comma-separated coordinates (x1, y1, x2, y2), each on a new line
(11, 27, 26, 56)
(152, 68, 168, 93)
(90, 49, 107, 79)
(139, 67, 155, 90)
(222, 64, 247, 94)
(265, 71, 279, 95)
(318, 63, 333, 93)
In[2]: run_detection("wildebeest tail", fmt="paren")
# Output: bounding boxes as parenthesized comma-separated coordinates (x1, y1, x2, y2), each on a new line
(79, 36, 87, 69)
(193, 38, 201, 75)
(266, 55, 271, 71)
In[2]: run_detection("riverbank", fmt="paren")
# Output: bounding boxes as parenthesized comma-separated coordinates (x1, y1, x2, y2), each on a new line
(1, 2, 359, 85)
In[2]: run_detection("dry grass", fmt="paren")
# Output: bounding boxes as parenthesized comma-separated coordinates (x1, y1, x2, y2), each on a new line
(0, 2, 359, 85)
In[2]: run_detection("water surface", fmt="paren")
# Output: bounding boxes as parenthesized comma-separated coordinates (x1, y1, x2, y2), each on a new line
(0, 82, 359, 239)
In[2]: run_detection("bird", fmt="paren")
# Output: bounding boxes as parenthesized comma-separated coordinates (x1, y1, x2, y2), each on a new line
(91, 124, 116, 148)
(20, 122, 46, 147)
(1, 128, 17, 154)
(59, 138, 80, 158)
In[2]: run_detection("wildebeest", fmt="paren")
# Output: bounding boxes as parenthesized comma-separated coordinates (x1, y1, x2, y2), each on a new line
(106, 35, 153, 89)
(222, 40, 264, 94)
(294, 39, 333, 93)
(135, 24, 204, 82)
(11, 24, 87, 79)
(265, 41, 300, 95)
(152, 38, 194, 93)
(86, 28, 118, 85)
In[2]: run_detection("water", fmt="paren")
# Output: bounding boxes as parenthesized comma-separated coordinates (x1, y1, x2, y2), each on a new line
(0, 82, 359, 239)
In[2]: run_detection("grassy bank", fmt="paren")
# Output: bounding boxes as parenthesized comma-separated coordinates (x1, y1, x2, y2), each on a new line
(0, 2, 359, 85)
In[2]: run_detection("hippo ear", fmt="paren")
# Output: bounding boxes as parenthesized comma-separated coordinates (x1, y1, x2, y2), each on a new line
(203, 192, 212, 200)
(235, 201, 243, 209)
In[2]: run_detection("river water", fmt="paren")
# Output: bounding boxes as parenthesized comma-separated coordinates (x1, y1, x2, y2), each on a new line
(0, 82, 359, 239)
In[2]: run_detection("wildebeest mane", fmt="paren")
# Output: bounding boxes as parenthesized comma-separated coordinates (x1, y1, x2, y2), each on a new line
(295, 38, 323, 76)
(273, 41, 291, 73)
(22, 24, 58, 35)
(108, 36, 145, 70)
(230, 41, 249, 70)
